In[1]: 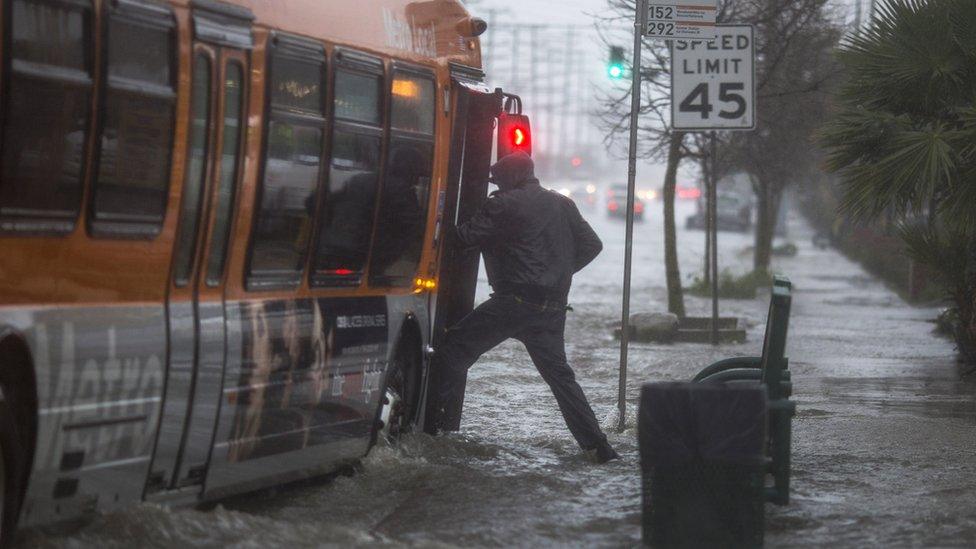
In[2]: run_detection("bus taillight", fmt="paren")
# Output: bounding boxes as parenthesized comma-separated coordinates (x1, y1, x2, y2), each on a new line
(497, 112, 532, 158)
(512, 126, 526, 146)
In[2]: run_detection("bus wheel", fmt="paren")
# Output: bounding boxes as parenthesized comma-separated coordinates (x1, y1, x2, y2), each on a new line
(374, 342, 420, 447)
(0, 390, 26, 548)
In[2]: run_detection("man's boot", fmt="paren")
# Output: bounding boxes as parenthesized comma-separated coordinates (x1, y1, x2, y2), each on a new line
(587, 441, 620, 464)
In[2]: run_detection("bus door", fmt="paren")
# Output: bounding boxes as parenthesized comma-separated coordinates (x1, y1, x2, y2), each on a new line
(148, 4, 252, 494)
(423, 71, 500, 432)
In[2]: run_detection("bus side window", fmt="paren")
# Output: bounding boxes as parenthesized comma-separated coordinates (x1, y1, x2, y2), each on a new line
(172, 54, 212, 287)
(368, 71, 436, 286)
(0, 0, 93, 234)
(90, 2, 177, 238)
(205, 62, 245, 286)
(310, 62, 383, 287)
(247, 36, 325, 289)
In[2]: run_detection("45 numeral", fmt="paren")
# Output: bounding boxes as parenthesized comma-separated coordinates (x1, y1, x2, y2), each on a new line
(678, 83, 747, 120)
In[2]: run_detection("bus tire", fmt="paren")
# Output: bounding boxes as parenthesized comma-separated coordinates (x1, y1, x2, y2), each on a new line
(0, 388, 26, 548)
(371, 337, 422, 449)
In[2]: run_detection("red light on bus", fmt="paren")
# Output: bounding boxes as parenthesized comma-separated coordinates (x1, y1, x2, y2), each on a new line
(608, 201, 619, 212)
(512, 127, 526, 146)
(497, 112, 532, 157)
(677, 186, 702, 199)
(327, 268, 354, 275)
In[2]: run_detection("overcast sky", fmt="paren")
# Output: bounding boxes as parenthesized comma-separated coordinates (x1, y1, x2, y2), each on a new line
(466, 0, 608, 25)
(468, 0, 864, 26)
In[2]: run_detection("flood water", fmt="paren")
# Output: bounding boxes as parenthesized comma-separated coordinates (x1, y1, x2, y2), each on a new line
(22, 200, 976, 547)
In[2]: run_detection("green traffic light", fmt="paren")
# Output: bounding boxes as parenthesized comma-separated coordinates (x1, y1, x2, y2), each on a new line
(608, 45, 625, 79)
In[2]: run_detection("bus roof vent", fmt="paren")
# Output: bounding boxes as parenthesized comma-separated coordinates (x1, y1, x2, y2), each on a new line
(191, 0, 254, 49)
(449, 62, 486, 85)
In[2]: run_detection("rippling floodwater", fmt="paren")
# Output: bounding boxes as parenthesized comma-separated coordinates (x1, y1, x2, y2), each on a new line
(22, 201, 976, 547)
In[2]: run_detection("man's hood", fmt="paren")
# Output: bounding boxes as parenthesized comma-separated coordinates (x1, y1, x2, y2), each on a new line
(490, 151, 536, 190)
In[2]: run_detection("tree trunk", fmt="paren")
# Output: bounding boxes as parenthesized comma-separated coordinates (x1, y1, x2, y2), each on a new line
(754, 179, 775, 273)
(663, 132, 686, 318)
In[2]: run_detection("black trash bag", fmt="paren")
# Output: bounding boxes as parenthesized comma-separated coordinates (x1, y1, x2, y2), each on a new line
(639, 382, 768, 548)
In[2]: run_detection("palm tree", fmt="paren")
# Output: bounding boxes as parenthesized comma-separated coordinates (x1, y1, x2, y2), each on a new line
(821, 0, 976, 365)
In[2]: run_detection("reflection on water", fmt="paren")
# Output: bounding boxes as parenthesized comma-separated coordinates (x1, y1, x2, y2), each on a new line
(808, 377, 976, 422)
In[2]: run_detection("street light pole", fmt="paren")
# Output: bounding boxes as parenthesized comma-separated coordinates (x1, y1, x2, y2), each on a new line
(617, 0, 645, 433)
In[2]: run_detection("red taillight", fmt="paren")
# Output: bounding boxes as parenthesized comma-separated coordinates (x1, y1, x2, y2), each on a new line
(634, 201, 644, 213)
(327, 268, 354, 276)
(512, 127, 526, 146)
(497, 113, 532, 157)
(678, 187, 702, 199)
(608, 201, 618, 211)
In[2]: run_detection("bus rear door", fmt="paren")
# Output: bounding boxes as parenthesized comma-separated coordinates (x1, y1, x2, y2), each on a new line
(147, 4, 252, 495)
(423, 69, 500, 432)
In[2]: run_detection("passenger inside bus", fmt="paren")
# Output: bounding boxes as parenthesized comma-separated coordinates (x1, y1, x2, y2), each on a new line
(370, 144, 428, 281)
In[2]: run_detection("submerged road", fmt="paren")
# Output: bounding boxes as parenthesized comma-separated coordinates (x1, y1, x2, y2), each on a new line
(23, 201, 976, 547)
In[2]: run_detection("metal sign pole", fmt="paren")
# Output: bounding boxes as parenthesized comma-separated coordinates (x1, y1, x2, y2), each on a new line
(703, 157, 711, 285)
(617, 0, 645, 433)
(709, 130, 719, 345)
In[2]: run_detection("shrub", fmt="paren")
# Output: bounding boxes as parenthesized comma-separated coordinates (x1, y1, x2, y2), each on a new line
(687, 269, 772, 300)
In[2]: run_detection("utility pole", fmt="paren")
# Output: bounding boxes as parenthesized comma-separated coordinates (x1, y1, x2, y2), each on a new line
(510, 26, 520, 90)
(482, 8, 501, 77)
(529, 26, 539, 155)
(557, 28, 575, 166)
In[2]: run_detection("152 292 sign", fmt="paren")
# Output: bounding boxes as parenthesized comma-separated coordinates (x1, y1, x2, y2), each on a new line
(670, 24, 755, 130)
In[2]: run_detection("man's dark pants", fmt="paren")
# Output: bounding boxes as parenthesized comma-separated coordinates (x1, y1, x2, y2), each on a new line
(431, 294, 608, 450)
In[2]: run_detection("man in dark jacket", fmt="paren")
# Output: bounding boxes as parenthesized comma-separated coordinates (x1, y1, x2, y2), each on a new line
(431, 151, 619, 463)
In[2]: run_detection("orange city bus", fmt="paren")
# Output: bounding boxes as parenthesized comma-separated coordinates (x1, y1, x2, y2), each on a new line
(0, 0, 516, 541)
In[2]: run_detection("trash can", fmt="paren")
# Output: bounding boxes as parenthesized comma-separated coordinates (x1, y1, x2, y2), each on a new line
(639, 382, 768, 548)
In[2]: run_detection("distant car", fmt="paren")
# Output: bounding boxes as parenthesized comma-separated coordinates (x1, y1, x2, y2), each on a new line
(547, 181, 598, 211)
(577, 182, 599, 210)
(637, 186, 660, 201)
(606, 183, 645, 221)
(685, 189, 752, 232)
(676, 184, 702, 200)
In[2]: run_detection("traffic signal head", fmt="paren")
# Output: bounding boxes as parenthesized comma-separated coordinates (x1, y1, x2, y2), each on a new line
(497, 112, 532, 158)
(608, 46, 625, 79)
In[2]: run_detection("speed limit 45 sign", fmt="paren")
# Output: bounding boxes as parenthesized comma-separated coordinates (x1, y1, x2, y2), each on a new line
(671, 25, 755, 130)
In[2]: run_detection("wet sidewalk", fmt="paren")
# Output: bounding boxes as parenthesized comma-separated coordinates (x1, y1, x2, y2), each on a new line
(758, 219, 976, 546)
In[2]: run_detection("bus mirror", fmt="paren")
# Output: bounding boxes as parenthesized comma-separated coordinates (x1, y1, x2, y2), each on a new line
(497, 113, 532, 159)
